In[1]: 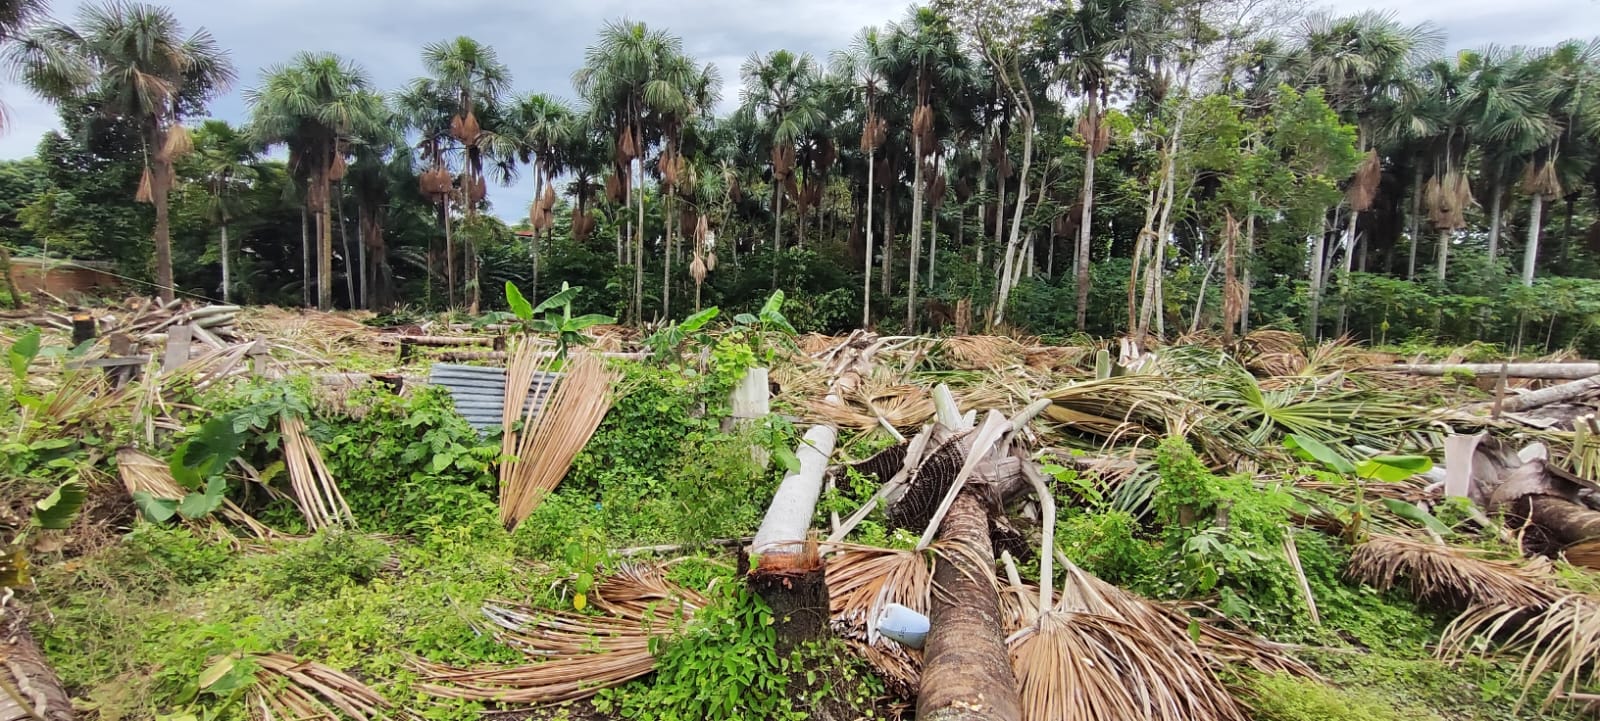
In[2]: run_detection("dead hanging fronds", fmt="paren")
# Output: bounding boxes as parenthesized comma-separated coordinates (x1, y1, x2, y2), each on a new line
(280, 415, 355, 530)
(250, 653, 406, 721)
(1425, 171, 1473, 230)
(927, 168, 946, 208)
(689, 254, 707, 285)
(1009, 559, 1249, 721)
(771, 144, 795, 181)
(328, 152, 348, 182)
(1347, 150, 1381, 212)
(450, 111, 482, 145)
(135, 166, 155, 204)
(1440, 594, 1600, 710)
(539, 182, 557, 213)
(464, 175, 487, 202)
(117, 448, 274, 538)
(1077, 113, 1110, 155)
(1348, 534, 1558, 610)
(694, 214, 709, 245)
(417, 565, 700, 704)
(572, 209, 596, 241)
(419, 167, 453, 199)
(1239, 329, 1309, 376)
(160, 124, 193, 161)
(528, 203, 546, 229)
(1524, 161, 1563, 198)
(616, 127, 638, 162)
(499, 347, 619, 529)
(912, 104, 935, 152)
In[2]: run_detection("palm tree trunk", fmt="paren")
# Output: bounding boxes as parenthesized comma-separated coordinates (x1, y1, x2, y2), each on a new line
(219, 221, 231, 303)
(1308, 209, 1327, 339)
(663, 197, 674, 321)
(318, 171, 334, 311)
(907, 133, 925, 332)
(339, 182, 356, 310)
(916, 491, 1023, 721)
(881, 177, 894, 297)
(302, 205, 311, 308)
(151, 159, 176, 303)
(636, 155, 646, 321)
(357, 213, 368, 310)
(1407, 172, 1421, 280)
(774, 174, 784, 257)
(1075, 98, 1099, 333)
(444, 196, 456, 308)
(1487, 181, 1503, 262)
(995, 119, 1035, 326)
(864, 153, 875, 328)
(1242, 206, 1255, 335)
(1436, 227, 1450, 283)
(1337, 218, 1357, 336)
(1524, 194, 1545, 286)
(1, 606, 75, 721)
(929, 204, 939, 293)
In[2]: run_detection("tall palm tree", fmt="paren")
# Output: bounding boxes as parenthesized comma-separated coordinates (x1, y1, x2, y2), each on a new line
(832, 26, 891, 327)
(574, 20, 688, 323)
(740, 49, 823, 270)
(247, 52, 384, 310)
(508, 91, 574, 299)
(344, 109, 404, 311)
(190, 120, 257, 302)
(883, 6, 968, 331)
(394, 77, 458, 305)
(18, 1, 233, 302)
(1515, 39, 1599, 286)
(1045, 0, 1155, 331)
(1453, 46, 1544, 265)
(423, 36, 511, 313)
(0, 0, 74, 132)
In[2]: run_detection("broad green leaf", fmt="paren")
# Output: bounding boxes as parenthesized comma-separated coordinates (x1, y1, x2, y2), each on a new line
(759, 290, 785, 319)
(1357, 454, 1433, 483)
(1379, 498, 1453, 537)
(9, 327, 40, 379)
(680, 307, 720, 332)
(177, 490, 223, 520)
(132, 492, 179, 522)
(33, 481, 86, 529)
(733, 313, 758, 326)
(532, 284, 581, 316)
(773, 447, 802, 474)
(565, 314, 616, 332)
(505, 281, 533, 321)
(1284, 434, 1355, 474)
(197, 656, 236, 689)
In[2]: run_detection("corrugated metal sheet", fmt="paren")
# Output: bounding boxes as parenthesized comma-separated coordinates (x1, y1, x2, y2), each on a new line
(428, 363, 560, 431)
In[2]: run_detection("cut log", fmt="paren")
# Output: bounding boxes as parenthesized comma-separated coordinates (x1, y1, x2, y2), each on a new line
(1, 606, 74, 721)
(1480, 374, 1600, 415)
(1526, 495, 1600, 546)
(915, 490, 1023, 721)
(1391, 362, 1600, 380)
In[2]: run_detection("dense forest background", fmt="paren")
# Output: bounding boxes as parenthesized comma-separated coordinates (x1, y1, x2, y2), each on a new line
(0, 0, 1596, 353)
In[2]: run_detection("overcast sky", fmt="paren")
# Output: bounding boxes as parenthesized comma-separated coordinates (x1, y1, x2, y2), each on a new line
(1, 0, 1593, 221)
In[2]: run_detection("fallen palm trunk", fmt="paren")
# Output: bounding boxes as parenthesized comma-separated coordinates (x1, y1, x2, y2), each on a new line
(1, 604, 73, 721)
(919, 491, 1021, 721)
(1479, 374, 1600, 414)
(1391, 362, 1600, 380)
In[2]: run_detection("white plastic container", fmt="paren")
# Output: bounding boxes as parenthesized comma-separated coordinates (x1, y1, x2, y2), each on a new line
(875, 603, 930, 649)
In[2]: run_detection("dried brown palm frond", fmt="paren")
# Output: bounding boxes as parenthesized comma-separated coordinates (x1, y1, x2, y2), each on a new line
(772, 145, 795, 180)
(1523, 162, 1562, 198)
(604, 171, 624, 204)
(799, 333, 842, 356)
(280, 415, 355, 531)
(1300, 336, 1368, 376)
(328, 152, 347, 182)
(1023, 345, 1091, 372)
(1041, 375, 1189, 442)
(617, 128, 638, 162)
(135, 167, 155, 204)
(1348, 534, 1558, 610)
(937, 335, 1023, 370)
(528, 203, 546, 229)
(689, 254, 707, 285)
(704, 249, 717, 273)
(465, 175, 487, 202)
(1347, 150, 1381, 212)
(1009, 559, 1248, 721)
(160, 124, 193, 161)
(539, 182, 557, 213)
(499, 348, 619, 529)
(927, 169, 946, 208)
(912, 105, 934, 148)
(451, 112, 482, 145)
(1563, 538, 1600, 570)
(827, 545, 934, 645)
(1440, 594, 1600, 710)
(251, 653, 407, 721)
(117, 448, 274, 538)
(420, 167, 453, 198)
(694, 214, 709, 245)
(572, 209, 596, 241)
(418, 565, 700, 704)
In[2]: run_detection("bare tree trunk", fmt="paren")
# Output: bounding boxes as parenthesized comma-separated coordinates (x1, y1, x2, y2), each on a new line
(219, 221, 231, 304)
(1308, 209, 1328, 340)
(1523, 194, 1544, 286)
(1407, 172, 1421, 280)
(0, 246, 21, 308)
(339, 182, 355, 310)
(1, 607, 75, 721)
(774, 180, 785, 288)
(908, 132, 925, 332)
(882, 178, 894, 298)
(864, 154, 875, 328)
(636, 155, 646, 321)
(929, 204, 939, 294)
(994, 120, 1035, 326)
(444, 196, 455, 308)
(302, 206, 311, 308)
(916, 491, 1023, 721)
(1337, 217, 1357, 336)
(318, 172, 334, 311)
(663, 198, 674, 321)
(1436, 227, 1451, 283)
(151, 160, 176, 303)
(1075, 99, 1099, 333)
(1487, 181, 1503, 262)
(1242, 201, 1256, 335)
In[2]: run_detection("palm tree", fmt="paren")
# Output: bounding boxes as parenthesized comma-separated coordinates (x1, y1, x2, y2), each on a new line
(423, 36, 511, 313)
(574, 20, 688, 323)
(740, 49, 823, 270)
(1453, 46, 1544, 265)
(883, 7, 968, 331)
(247, 52, 384, 310)
(18, 1, 234, 302)
(344, 111, 404, 310)
(508, 92, 574, 299)
(190, 120, 257, 302)
(0, 0, 75, 133)
(394, 77, 458, 305)
(1515, 39, 1599, 286)
(1045, 0, 1153, 331)
(833, 26, 891, 327)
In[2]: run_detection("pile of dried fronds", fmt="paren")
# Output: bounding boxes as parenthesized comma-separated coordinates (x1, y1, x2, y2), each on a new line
(826, 546, 933, 694)
(280, 415, 354, 530)
(417, 565, 702, 704)
(1347, 534, 1558, 609)
(804, 372, 1013, 434)
(1041, 374, 1191, 442)
(1006, 559, 1250, 721)
(1238, 330, 1307, 376)
(237, 305, 378, 357)
(116, 448, 275, 538)
(250, 653, 406, 721)
(499, 347, 619, 529)
(936, 336, 1025, 370)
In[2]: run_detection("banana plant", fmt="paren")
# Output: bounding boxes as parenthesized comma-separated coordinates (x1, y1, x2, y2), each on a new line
(1285, 434, 1442, 542)
(504, 281, 616, 359)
